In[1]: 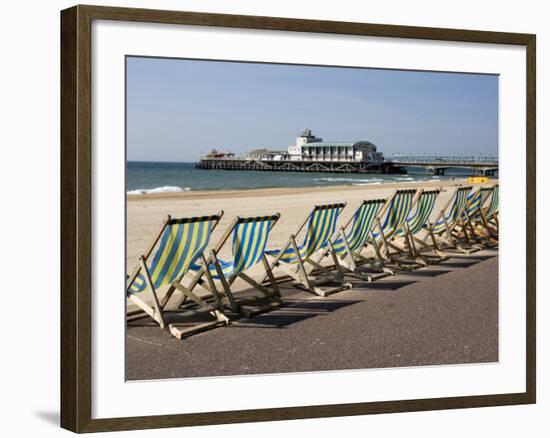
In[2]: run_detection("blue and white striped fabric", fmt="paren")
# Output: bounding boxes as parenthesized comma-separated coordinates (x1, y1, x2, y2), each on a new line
(485, 185, 499, 219)
(431, 186, 471, 234)
(372, 190, 416, 240)
(265, 204, 344, 264)
(200, 216, 278, 280)
(332, 199, 385, 256)
(463, 189, 483, 221)
(396, 190, 439, 236)
(128, 216, 217, 293)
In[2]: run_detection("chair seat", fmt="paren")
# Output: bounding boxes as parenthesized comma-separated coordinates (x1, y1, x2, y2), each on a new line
(431, 218, 450, 234)
(190, 259, 234, 280)
(372, 226, 399, 240)
(265, 241, 328, 264)
(332, 235, 365, 256)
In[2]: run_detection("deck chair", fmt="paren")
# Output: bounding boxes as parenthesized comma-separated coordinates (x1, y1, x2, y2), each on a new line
(456, 185, 495, 245)
(327, 198, 393, 281)
(422, 185, 476, 255)
(193, 214, 283, 318)
(480, 184, 499, 237)
(126, 212, 229, 340)
(391, 188, 442, 266)
(372, 188, 419, 265)
(264, 203, 352, 297)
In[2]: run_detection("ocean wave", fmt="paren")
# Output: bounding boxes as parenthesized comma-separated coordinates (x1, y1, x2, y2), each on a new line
(314, 177, 385, 183)
(353, 182, 382, 186)
(127, 186, 191, 195)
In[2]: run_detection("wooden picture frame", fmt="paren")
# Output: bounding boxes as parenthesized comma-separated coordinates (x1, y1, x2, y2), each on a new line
(60, 4, 536, 433)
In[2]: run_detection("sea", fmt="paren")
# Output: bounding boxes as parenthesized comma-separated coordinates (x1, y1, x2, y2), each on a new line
(126, 161, 483, 194)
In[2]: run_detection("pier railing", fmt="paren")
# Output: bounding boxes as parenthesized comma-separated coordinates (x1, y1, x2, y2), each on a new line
(390, 155, 499, 166)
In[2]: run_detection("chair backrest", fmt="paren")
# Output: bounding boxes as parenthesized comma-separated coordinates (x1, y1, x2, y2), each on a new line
(464, 186, 493, 220)
(402, 189, 440, 235)
(231, 215, 280, 275)
(444, 186, 472, 227)
(302, 203, 345, 258)
(345, 199, 386, 251)
(464, 188, 482, 219)
(379, 189, 416, 237)
(129, 215, 219, 293)
(485, 184, 499, 218)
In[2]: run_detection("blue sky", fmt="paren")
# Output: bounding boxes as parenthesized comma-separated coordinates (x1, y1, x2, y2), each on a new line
(126, 57, 498, 162)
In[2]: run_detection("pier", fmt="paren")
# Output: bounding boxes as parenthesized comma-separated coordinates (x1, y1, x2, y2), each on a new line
(390, 155, 499, 176)
(195, 155, 498, 175)
(195, 158, 400, 174)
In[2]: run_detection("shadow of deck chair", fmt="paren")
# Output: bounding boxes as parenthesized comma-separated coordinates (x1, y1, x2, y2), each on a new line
(192, 214, 283, 318)
(421, 185, 477, 255)
(264, 203, 352, 297)
(322, 198, 393, 281)
(372, 188, 419, 268)
(126, 212, 229, 340)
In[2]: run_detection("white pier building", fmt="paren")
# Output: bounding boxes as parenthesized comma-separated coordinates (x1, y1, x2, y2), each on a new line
(287, 129, 384, 163)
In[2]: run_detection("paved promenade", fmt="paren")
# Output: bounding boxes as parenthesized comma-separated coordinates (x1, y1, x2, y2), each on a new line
(127, 249, 498, 380)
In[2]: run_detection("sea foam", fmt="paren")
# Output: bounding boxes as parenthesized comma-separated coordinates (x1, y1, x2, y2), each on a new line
(127, 186, 190, 195)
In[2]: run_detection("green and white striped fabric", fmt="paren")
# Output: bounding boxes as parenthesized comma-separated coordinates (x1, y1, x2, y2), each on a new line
(203, 215, 279, 280)
(372, 189, 416, 240)
(332, 199, 385, 256)
(396, 189, 439, 236)
(485, 185, 499, 219)
(128, 215, 218, 293)
(431, 186, 471, 234)
(265, 204, 345, 264)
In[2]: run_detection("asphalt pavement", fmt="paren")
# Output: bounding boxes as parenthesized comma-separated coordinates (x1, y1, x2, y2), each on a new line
(126, 249, 499, 380)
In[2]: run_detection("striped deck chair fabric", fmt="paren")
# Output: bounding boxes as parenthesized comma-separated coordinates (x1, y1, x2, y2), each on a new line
(265, 204, 345, 264)
(128, 216, 217, 293)
(485, 185, 499, 220)
(372, 189, 416, 239)
(199, 216, 279, 280)
(463, 189, 483, 222)
(430, 187, 471, 234)
(126, 213, 229, 339)
(332, 199, 385, 256)
(397, 189, 439, 236)
(198, 214, 282, 317)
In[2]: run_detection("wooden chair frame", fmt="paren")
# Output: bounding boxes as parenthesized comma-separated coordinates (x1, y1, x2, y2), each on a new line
(386, 188, 444, 268)
(455, 185, 497, 246)
(207, 214, 283, 318)
(475, 184, 499, 241)
(419, 185, 479, 256)
(314, 198, 393, 281)
(126, 212, 229, 340)
(264, 203, 352, 297)
(374, 188, 422, 268)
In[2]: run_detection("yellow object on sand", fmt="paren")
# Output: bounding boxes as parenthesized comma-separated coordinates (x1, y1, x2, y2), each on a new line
(467, 176, 489, 184)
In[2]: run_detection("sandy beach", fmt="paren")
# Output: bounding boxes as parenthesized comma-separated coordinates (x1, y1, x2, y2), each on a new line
(126, 179, 495, 269)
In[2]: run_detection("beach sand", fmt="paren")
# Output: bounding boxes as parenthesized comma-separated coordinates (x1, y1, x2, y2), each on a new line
(126, 179, 494, 269)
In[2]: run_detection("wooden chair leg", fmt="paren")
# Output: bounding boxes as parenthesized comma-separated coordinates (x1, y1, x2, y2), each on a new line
(211, 253, 239, 312)
(127, 293, 162, 325)
(291, 236, 311, 290)
(262, 254, 281, 297)
(200, 254, 224, 311)
(139, 256, 165, 328)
